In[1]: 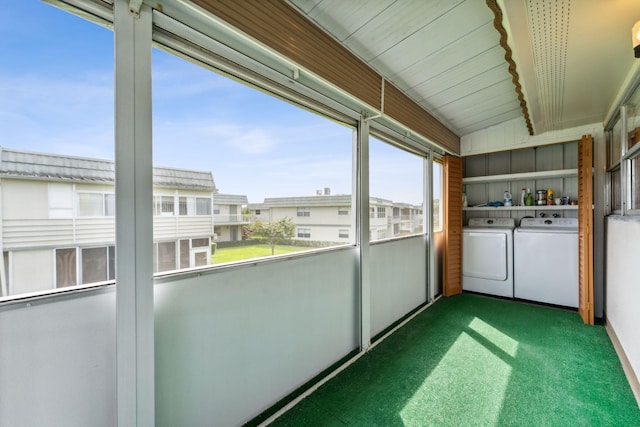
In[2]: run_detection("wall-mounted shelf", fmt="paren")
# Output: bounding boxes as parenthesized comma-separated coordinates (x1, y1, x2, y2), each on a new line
(463, 205, 578, 211)
(462, 168, 578, 185)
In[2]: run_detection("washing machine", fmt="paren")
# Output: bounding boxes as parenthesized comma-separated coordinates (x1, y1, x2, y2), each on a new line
(463, 218, 515, 298)
(514, 218, 578, 308)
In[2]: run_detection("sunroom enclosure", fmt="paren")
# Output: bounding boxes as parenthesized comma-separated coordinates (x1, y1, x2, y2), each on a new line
(0, 1, 449, 426)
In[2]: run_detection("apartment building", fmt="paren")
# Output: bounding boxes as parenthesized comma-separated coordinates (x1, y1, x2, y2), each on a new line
(248, 193, 423, 243)
(213, 193, 249, 242)
(0, 147, 245, 296)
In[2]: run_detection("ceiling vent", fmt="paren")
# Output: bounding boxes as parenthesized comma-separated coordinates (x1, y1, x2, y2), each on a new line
(526, 0, 571, 132)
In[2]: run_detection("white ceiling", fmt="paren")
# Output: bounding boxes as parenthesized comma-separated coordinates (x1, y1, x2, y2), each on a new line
(287, 0, 640, 137)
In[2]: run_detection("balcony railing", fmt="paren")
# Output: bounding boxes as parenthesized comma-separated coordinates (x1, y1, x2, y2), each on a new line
(3, 216, 217, 249)
(214, 214, 250, 225)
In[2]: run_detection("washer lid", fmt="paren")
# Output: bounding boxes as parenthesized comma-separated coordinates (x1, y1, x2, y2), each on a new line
(518, 218, 578, 230)
(467, 218, 515, 229)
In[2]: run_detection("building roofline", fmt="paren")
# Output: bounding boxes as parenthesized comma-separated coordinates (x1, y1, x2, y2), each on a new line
(0, 147, 218, 191)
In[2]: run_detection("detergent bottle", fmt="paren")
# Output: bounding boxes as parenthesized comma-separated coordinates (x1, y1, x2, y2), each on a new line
(525, 188, 533, 206)
(503, 189, 512, 207)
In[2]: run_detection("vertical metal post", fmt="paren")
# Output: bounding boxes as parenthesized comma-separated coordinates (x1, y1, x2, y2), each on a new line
(593, 131, 605, 318)
(425, 152, 434, 302)
(620, 105, 628, 216)
(356, 118, 371, 351)
(0, 179, 7, 297)
(114, 1, 154, 426)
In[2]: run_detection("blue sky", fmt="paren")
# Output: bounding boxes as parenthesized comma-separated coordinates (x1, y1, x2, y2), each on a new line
(1, 1, 431, 205)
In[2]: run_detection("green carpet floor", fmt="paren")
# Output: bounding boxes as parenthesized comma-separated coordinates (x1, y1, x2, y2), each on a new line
(268, 293, 640, 426)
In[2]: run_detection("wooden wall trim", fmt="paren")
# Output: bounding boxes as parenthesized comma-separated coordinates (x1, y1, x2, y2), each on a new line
(192, 0, 381, 110)
(578, 134, 594, 325)
(486, 0, 534, 136)
(191, 0, 460, 154)
(384, 81, 460, 155)
(443, 155, 463, 296)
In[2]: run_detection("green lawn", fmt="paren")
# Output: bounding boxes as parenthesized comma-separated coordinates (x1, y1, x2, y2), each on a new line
(211, 244, 312, 264)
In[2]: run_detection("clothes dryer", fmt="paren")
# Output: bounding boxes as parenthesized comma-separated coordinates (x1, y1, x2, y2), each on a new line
(514, 218, 578, 308)
(462, 218, 515, 298)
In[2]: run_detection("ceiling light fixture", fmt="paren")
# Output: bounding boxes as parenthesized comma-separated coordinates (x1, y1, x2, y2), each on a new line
(633, 20, 640, 58)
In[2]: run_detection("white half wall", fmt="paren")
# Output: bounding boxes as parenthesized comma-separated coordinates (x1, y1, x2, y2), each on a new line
(154, 248, 359, 427)
(0, 239, 431, 427)
(370, 236, 428, 337)
(606, 217, 640, 382)
(0, 287, 116, 427)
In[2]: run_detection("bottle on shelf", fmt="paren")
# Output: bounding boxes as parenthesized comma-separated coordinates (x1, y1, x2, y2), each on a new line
(520, 188, 526, 206)
(525, 188, 533, 206)
(503, 189, 512, 207)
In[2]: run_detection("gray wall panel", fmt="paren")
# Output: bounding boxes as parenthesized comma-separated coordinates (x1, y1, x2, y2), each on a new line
(0, 288, 116, 427)
(370, 236, 427, 337)
(154, 248, 359, 427)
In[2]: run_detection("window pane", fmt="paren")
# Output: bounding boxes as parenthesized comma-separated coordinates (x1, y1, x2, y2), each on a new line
(56, 248, 77, 288)
(161, 196, 174, 216)
(297, 228, 311, 238)
(196, 198, 211, 215)
(179, 197, 188, 216)
(179, 240, 190, 269)
(369, 138, 424, 241)
(153, 47, 353, 269)
(82, 247, 107, 284)
(157, 242, 176, 272)
(194, 251, 208, 267)
(78, 193, 104, 217)
(608, 120, 622, 169)
(105, 194, 116, 217)
(108, 245, 115, 281)
(1, 3, 114, 297)
(433, 161, 443, 231)
(192, 238, 209, 248)
(49, 183, 74, 218)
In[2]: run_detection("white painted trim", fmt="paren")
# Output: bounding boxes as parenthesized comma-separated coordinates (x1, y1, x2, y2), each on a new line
(462, 169, 577, 184)
(357, 119, 371, 351)
(605, 321, 640, 408)
(461, 119, 604, 156)
(114, 1, 154, 426)
(0, 180, 6, 298)
(426, 153, 435, 301)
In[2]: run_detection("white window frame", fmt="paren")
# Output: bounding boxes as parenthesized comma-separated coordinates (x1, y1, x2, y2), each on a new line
(196, 197, 212, 216)
(297, 227, 311, 238)
(155, 195, 176, 216)
(610, 105, 640, 216)
(54, 247, 79, 288)
(77, 191, 115, 217)
(49, 183, 74, 218)
(80, 245, 116, 284)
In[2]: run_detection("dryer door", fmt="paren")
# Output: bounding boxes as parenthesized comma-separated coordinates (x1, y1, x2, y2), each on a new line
(463, 231, 507, 281)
